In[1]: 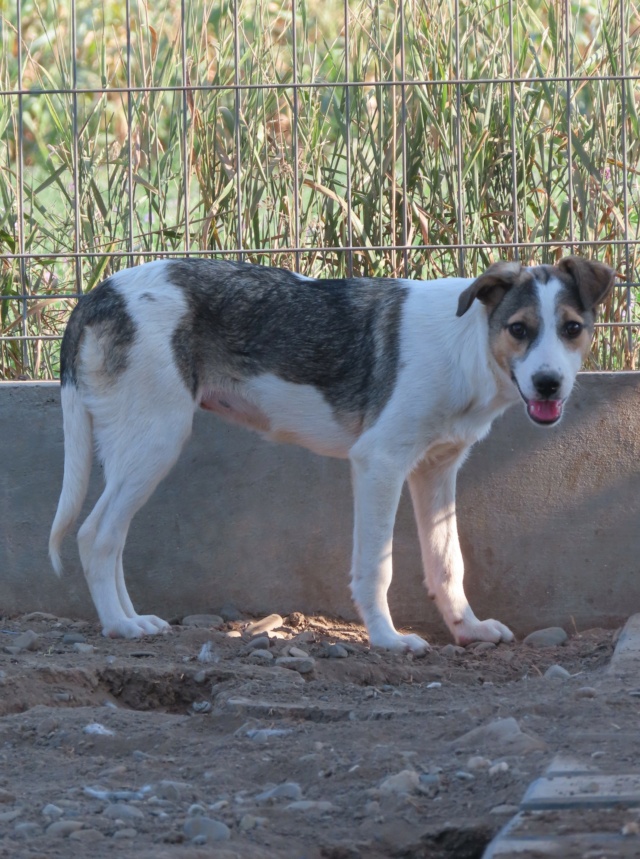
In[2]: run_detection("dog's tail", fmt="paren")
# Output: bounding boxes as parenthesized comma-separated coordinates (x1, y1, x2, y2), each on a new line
(49, 384, 93, 576)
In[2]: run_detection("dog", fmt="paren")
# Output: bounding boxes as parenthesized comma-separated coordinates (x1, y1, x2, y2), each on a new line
(49, 255, 614, 652)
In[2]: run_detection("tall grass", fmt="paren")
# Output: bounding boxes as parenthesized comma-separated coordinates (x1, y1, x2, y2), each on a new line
(0, 0, 639, 378)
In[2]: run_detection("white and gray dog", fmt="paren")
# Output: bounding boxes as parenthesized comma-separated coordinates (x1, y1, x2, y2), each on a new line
(50, 255, 613, 652)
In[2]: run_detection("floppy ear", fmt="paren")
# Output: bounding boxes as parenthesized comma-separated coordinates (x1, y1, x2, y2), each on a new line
(556, 255, 615, 310)
(456, 261, 522, 317)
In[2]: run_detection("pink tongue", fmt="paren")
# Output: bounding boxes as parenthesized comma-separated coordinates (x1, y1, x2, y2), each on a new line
(528, 399, 563, 422)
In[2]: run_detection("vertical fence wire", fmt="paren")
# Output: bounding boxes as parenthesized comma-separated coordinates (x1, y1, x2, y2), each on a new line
(125, 0, 135, 267)
(181, 0, 191, 257)
(564, 0, 575, 255)
(508, 0, 519, 258)
(343, 0, 353, 277)
(233, 0, 243, 261)
(619, 0, 632, 357)
(15, 0, 27, 369)
(454, 0, 465, 276)
(70, 0, 81, 298)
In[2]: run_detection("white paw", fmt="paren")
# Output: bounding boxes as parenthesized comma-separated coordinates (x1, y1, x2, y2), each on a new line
(102, 615, 170, 639)
(454, 617, 514, 646)
(369, 630, 430, 655)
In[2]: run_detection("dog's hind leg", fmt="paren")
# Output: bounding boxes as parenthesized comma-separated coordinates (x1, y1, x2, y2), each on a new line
(78, 405, 193, 639)
(349, 448, 430, 655)
(408, 452, 514, 646)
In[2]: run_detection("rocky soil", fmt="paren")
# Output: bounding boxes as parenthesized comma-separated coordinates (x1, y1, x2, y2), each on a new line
(0, 610, 637, 859)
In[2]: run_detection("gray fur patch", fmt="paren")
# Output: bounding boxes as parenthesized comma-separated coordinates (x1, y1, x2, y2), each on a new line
(167, 259, 408, 427)
(486, 270, 540, 340)
(60, 278, 136, 387)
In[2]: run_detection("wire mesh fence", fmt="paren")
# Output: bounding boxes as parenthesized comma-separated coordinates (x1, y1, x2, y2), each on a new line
(0, 0, 639, 379)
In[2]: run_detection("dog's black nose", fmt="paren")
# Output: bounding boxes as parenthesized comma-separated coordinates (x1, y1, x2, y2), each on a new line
(532, 371, 561, 398)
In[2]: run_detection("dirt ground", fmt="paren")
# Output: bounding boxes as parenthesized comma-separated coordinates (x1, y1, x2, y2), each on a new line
(1, 610, 637, 859)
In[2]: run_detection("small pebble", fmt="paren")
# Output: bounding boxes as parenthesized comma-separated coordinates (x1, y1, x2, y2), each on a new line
(62, 632, 86, 644)
(46, 819, 85, 836)
(0, 809, 22, 824)
(575, 686, 598, 699)
(379, 770, 420, 796)
(324, 644, 349, 659)
(249, 650, 274, 664)
(622, 821, 640, 836)
(42, 804, 64, 819)
(10, 630, 40, 653)
(102, 804, 145, 821)
(14, 822, 42, 838)
(467, 756, 491, 771)
(523, 627, 568, 648)
(69, 828, 104, 842)
(239, 813, 265, 831)
(191, 701, 212, 714)
(490, 804, 519, 815)
(275, 656, 315, 674)
(113, 828, 138, 839)
(183, 816, 230, 842)
(255, 782, 303, 803)
(441, 644, 466, 657)
(469, 641, 496, 652)
(489, 761, 510, 776)
(73, 642, 95, 654)
(455, 770, 475, 781)
(246, 636, 271, 651)
(288, 646, 309, 658)
(286, 800, 334, 812)
(544, 664, 571, 680)
(244, 614, 284, 636)
(197, 642, 217, 663)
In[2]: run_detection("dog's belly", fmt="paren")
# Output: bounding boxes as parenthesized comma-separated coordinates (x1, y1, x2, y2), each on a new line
(199, 389, 271, 433)
(200, 376, 356, 458)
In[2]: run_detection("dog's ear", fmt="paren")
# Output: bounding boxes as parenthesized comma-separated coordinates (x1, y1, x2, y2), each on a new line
(556, 255, 615, 311)
(456, 261, 522, 317)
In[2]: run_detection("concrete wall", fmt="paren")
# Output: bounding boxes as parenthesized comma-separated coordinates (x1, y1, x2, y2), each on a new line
(2, 376, 640, 639)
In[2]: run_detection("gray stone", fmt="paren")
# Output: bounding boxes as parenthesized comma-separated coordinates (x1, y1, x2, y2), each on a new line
(248, 649, 274, 664)
(113, 828, 138, 839)
(182, 614, 223, 629)
(379, 770, 421, 796)
(11, 629, 40, 652)
(102, 803, 145, 821)
(14, 822, 41, 838)
(62, 632, 86, 644)
(255, 782, 303, 803)
(244, 614, 284, 636)
(575, 686, 598, 699)
(544, 664, 571, 679)
(452, 717, 546, 755)
(154, 780, 195, 802)
(522, 774, 640, 810)
(73, 642, 95, 654)
(441, 644, 466, 657)
(183, 816, 230, 842)
(523, 627, 568, 648)
(288, 646, 309, 658)
(285, 800, 334, 812)
(246, 636, 270, 651)
(0, 788, 16, 803)
(324, 644, 349, 659)
(46, 819, 85, 836)
(275, 656, 315, 674)
(69, 828, 104, 842)
(42, 803, 64, 819)
(0, 809, 22, 824)
(469, 641, 497, 652)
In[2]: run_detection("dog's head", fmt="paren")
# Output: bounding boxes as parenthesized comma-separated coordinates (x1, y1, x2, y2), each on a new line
(456, 256, 615, 426)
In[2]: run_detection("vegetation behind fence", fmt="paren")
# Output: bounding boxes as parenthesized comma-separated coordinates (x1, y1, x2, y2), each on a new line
(1, 0, 639, 378)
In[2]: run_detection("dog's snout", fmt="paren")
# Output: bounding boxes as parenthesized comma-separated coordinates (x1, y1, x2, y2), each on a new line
(532, 371, 561, 398)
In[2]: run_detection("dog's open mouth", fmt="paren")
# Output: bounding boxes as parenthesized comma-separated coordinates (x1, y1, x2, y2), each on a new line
(526, 398, 564, 425)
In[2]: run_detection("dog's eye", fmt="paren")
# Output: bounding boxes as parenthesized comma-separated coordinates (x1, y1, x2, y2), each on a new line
(507, 322, 528, 340)
(563, 320, 583, 339)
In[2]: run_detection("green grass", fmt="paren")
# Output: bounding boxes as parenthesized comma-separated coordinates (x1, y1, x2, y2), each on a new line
(0, 0, 639, 377)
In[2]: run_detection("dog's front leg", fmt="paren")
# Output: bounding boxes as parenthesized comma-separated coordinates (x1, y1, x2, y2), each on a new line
(408, 454, 514, 646)
(350, 452, 429, 655)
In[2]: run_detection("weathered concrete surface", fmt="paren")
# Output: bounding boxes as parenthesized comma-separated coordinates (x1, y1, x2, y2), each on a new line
(2, 375, 640, 637)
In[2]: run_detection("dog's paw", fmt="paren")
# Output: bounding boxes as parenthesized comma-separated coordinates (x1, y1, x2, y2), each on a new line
(102, 615, 170, 639)
(454, 617, 514, 646)
(369, 630, 431, 655)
